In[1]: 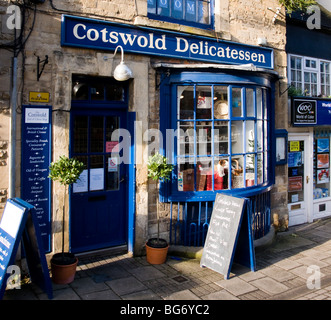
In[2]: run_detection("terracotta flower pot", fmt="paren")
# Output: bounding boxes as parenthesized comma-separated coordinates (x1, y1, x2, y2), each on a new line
(145, 238, 169, 265)
(51, 253, 78, 284)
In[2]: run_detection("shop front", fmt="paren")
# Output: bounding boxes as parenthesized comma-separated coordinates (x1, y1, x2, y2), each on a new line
(57, 14, 280, 254)
(288, 97, 331, 226)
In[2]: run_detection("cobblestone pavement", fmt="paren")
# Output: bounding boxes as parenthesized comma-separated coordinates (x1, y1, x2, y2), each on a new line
(3, 217, 331, 301)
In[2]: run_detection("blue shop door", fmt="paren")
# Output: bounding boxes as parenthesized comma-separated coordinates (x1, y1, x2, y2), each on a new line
(70, 110, 128, 253)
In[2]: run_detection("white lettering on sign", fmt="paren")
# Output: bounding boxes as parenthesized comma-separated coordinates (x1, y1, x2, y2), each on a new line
(297, 102, 313, 115)
(70, 22, 267, 65)
(25, 108, 49, 124)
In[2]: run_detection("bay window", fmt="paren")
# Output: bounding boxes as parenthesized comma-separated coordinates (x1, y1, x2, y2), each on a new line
(173, 82, 270, 196)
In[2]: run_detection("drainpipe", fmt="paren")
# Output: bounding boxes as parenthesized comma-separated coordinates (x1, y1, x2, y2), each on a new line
(9, 56, 18, 199)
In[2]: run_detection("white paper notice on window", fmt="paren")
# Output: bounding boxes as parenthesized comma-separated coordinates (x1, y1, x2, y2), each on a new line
(90, 168, 104, 191)
(73, 169, 88, 193)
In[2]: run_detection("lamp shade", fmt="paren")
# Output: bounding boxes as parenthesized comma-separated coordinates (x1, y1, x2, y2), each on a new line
(113, 61, 133, 81)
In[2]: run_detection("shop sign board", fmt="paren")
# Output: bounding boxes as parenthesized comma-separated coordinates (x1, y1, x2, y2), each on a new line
(0, 198, 53, 300)
(61, 15, 274, 69)
(292, 98, 331, 126)
(200, 193, 256, 279)
(21, 105, 52, 252)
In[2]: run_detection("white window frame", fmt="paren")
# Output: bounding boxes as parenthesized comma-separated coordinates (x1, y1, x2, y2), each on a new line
(288, 54, 331, 97)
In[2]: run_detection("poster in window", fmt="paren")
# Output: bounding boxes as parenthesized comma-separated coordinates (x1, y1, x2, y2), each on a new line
(288, 176, 303, 192)
(317, 138, 330, 153)
(288, 152, 302, 167)
(317, 169, 329, 184)
(317, 154, 329, 169)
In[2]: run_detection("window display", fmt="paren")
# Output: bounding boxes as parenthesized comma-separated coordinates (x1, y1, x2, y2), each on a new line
(176, 84, 269, 192)
(314, 135, 330, 199)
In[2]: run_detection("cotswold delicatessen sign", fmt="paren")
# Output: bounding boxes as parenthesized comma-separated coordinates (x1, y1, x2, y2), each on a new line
(61, 15, 274, 69)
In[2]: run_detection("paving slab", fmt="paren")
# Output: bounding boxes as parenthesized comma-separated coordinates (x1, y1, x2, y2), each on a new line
(201, 290, 240, 300)
(40, 287, 81, 300)
(80, 289, 121, 300)
(121, 289, 161, 300)
(70, 277, 109, 295)
(163, 289, 200, 300)
(106, 276, 148, 296)
(129, 266, 167, 281)
(274, 258, 302, 270)
(215, 277, 257, 296)
(260, 266, 297, 281)
(249, 277, 289, 295)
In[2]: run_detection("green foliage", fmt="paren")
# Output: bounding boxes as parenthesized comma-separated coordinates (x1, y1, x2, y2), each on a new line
(278, 0, 317, 14)
(147, 153, 173, 182)
(49, 156, 85, 186)
(288, 85, 305, 97)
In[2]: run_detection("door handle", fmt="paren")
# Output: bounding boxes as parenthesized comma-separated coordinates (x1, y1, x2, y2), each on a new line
(306, 176, 310, 184)
(120, 177, 125, 183)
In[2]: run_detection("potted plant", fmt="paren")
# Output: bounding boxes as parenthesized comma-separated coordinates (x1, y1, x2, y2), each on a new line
(48, 155, 84, 284)
(146, 152, 174, 264)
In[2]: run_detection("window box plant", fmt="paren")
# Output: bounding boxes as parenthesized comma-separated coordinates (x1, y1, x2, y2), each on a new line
(48, 156, 84, 284)
(146, 153, 173, 264)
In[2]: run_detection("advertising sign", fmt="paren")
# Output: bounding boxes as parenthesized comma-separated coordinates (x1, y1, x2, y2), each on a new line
(292, 98, 331, 126)
(61, 15, 274, 69)
(21, 105, 52, 252)
(292, 99, 317, 125)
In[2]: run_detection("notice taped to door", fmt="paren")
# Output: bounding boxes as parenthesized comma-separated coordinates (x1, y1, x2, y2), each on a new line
(200, 193, 254, 279)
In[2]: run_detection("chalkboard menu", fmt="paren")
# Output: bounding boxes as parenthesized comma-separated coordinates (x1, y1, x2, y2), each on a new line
(21, 105, 52, 252)
(0, 198, 53, 299)
(200, 193, 256, 279)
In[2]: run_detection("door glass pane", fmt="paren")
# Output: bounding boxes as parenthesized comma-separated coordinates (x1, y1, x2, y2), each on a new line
(90, 116, 104, 153)
(90, 155, 104, 191)
(288, 140, 304, 204)
(73, 116, 88, 154)
(106, 155, 119, 191)
(106, 117, 120, 153)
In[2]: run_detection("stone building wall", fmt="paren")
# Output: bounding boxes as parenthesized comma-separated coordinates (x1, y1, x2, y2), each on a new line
(0, 0, 288, 255)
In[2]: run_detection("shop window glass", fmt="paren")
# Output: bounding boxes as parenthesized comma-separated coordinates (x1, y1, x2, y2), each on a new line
(148, 0, 213, 29)
(176, 84, 269, 192)
(231, 87, 242, 117)
(314, 134, 330, 199)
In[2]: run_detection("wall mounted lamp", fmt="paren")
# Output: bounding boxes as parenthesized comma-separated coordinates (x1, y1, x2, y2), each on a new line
(112, 45, 133, 81)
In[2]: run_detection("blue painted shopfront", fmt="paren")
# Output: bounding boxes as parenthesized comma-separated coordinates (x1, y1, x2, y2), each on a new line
(156, 66, 277, 245)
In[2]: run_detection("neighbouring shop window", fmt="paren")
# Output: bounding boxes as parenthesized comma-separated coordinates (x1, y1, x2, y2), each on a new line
(314, 131, 331, 199)
(176, 84, 269, 192)
(147, 0, 213, 29)
(289, 54, 331, 97)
